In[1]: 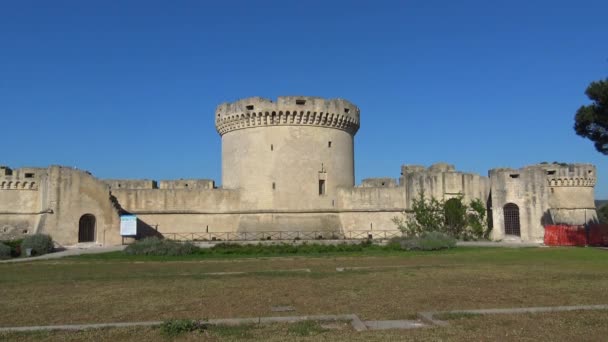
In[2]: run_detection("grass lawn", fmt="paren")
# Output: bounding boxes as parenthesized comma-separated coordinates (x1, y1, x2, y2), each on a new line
(4, 310, 608, 341)
(1, 247, 607, 340)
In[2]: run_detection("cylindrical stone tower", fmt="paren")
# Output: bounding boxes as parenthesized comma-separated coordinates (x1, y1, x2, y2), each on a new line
(215, 96, 360, 211)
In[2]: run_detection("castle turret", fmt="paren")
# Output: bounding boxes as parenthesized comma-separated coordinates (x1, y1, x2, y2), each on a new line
(216, 96, 360, 211)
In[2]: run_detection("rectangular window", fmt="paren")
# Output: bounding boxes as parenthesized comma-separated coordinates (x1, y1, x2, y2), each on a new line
(319, 180, 325, 195)
(246, 105, 254, 110)
(296, 99, 306, 105)
(328, 141, 332, 148)
(24, 173, 35, 178)
(272, 182, 276, 190)
(271, 144, 273, 151)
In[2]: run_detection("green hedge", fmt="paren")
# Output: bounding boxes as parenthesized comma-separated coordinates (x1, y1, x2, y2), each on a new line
(392, 231, 456, 251)
(20, 234, 54, 256)
(124, 237, 198, 256)
(0, 242, 11, 259)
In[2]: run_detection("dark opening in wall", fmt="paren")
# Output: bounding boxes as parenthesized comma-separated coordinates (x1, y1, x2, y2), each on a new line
(509, 174, 519, 179)
(118, 184, 121, 188)
(272, 182, 276, 190)
(296, 99, 306, 105)
(319, 179, 326, 195)
(381, 182, 385, 186)
(344, 108, 350, 113)
(24, 173, 34, 178)
(547, 170, 556, 175)
(271, 144, 273, 151)
(246, 105, 254, 110)
(328, 141, 332, 148)
(185, 184, 188, 187)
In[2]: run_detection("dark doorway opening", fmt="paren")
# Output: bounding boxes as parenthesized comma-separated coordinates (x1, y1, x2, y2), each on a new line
(78, 214, 96, 242)
(503, 203, 521, 236)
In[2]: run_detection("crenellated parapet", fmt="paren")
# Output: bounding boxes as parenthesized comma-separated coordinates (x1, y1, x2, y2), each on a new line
(215, 96, 360, 136)
(541, 163, 597, 187)
(0, 166, 42, 191)
(547, 177, 596, 187)
(0, 180, 38, 190)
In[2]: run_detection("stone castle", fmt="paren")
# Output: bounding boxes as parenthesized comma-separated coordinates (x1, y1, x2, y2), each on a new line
(0, 96, 598, 245)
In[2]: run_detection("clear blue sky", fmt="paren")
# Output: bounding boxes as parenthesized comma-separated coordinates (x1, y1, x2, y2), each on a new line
(1, 1, 607, 197)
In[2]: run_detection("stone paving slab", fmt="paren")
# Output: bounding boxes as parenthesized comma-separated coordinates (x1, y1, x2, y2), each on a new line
(363, 320, 428, 330)
(2, 305, 607, 333)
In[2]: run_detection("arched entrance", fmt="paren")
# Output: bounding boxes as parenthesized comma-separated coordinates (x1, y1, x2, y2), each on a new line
(78, 214, 96, 242)
(503, 203, 520, 236)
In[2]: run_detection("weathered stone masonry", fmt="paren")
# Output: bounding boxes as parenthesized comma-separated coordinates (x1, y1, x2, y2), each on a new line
(0, 96, 598, 245)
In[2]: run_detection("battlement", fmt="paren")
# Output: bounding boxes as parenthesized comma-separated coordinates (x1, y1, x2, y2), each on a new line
(0, 166, 43, 190)
(215, 96, 360, 136)
(490, 163, 597, 188)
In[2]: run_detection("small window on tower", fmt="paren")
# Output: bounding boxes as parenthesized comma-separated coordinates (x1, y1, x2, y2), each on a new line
(24, 173, 34, 178)
(246, 105, 254, 110)
(319, 180, 326, 195)
(272, 182, 276, 190)
(296, 99, 306, 105)
(328, 141, 332, 148)
(271, 144, 274, 151)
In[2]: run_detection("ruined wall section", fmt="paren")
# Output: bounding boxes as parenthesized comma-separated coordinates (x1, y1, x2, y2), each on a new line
(490, 163, 597, 242)
(359, 178, 398, 188)
(109, 187, 240, 234)
(545, 163, 597, 224)
(41, 166, 121, 245)
(400, 163, 490, 208)
(104, 179, 157, 190)
(0, 167, 47, 240)
(159, 179, 215, 189)
(337, 185, 406, 233)
(489, 166, 550, 242)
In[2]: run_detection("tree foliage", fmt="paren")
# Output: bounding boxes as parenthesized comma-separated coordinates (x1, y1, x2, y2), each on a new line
(574, 78, 608, 154)
(392, 192, 491, 240)
(598, 204, 608, 224)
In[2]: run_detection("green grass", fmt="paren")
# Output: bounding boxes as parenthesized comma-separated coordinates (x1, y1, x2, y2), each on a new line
(3, 310, 608, 341)
(287, 320, 328, 336)
(1, 247, 607, 332)
(210, 324, 257, 338)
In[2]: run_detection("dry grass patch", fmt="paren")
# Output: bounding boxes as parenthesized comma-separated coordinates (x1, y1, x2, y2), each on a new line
(0, 248, 607, 327)
(2, 310, 608, 341)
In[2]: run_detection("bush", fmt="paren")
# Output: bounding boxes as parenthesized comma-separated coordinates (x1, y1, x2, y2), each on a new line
(1, 239, 23, 257)
(160, 319, 207, 337)
(399, 231, 456, 251)
(392, 191, 490, 240)
(20, 234, 54, 256)
(124, 237, 198, 256)
(0, 242, 11, 259)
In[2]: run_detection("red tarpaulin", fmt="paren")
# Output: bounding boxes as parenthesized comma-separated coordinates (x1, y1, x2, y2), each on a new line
(544, 224, 608, 246)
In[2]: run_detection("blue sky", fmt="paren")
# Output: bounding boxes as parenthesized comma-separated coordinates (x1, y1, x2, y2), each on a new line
(1, 1, 607, 197)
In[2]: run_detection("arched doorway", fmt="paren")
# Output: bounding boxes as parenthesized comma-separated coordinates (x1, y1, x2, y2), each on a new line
(503, 203, 520, 236)
(78, 214, 96, 242)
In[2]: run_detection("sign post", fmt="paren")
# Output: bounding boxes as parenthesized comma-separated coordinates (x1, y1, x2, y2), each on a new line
(120, 215, 137, 244)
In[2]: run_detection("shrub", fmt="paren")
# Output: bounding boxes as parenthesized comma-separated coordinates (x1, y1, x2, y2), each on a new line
(0, 242, 11, 259)
(20, 234, 54, 256)
(399, 231, 456, 251)
(392, 191, 444, 237)
(1, 239, 23, 257)
(160, 319, 207, 337)
(123, 237, 198, 256)
(393, 191, 490, 240)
